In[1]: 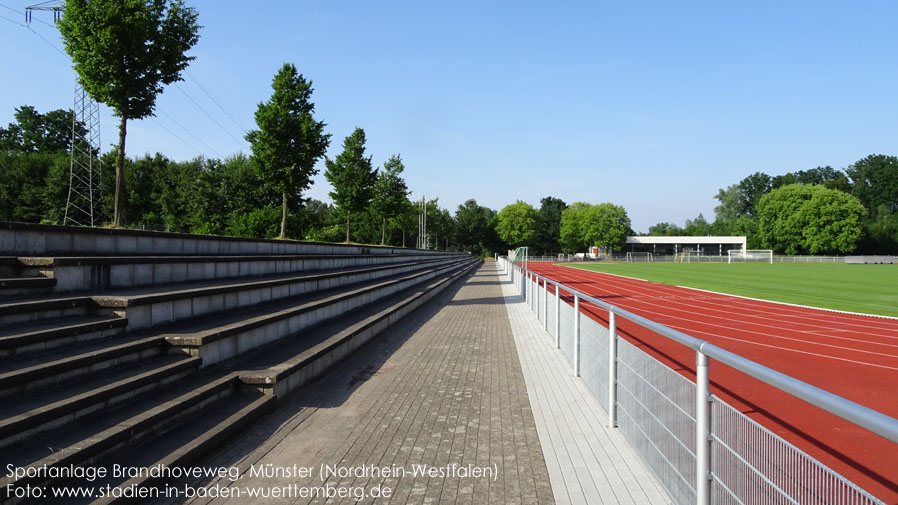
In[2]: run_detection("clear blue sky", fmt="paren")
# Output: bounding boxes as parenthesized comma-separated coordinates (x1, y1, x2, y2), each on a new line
(2, 1, 897, 233)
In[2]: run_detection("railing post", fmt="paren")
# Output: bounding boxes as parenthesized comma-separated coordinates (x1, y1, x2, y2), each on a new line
(543, 279, 548, 331)
(573, 294, 580, 376)
(522, 270, 527, 302)
(608, 310, 617, 428)
(696, 351, 712, 505)
(555, 285, 561, 349)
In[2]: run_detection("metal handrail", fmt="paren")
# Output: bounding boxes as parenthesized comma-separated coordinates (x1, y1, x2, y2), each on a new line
(504, 259, 898, 505)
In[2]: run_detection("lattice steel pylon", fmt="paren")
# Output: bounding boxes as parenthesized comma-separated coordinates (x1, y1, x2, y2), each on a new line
(27, 2, 103, 226)
(65, 86, 102, 226)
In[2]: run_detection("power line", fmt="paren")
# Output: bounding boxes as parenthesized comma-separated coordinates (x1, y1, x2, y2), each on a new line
(0, 13, 24, 26)
(174, 82, 247, 148)
(156, 109, 223, 158)
(150, 117, 205, 157)
(185, 70, 249, 134)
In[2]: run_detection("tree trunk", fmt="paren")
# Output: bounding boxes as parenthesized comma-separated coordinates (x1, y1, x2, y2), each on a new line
(381, 218, 386, 245)
(402, 229, 406, 248)
(345, 210, 351, 242)
(113, 116, 127, 228)
(279, 190, 287, 239)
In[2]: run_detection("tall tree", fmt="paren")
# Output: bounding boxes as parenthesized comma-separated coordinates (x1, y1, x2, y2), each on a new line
(324, 128, 378, 242)
(0, 105, 83, 153)
(536, 196, 566, 254)
(246, 63, 330, 238)
(496, 201, 539, 248)
(582, 203, 631, 252)
(373, 154, 409, 244)
(58, 0, 200, 228)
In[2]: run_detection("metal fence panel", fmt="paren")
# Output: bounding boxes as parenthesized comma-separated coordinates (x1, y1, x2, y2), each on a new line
(617, 337, 697, 505)
(579, 311, 609, 410)
(559, 297, 574, 364)
(711, 398, 885, 505)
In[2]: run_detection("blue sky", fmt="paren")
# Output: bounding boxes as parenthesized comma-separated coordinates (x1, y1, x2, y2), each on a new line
(2, 1, 897, 233)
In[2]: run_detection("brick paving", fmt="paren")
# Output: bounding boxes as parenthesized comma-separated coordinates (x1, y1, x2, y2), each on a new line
(171, 262, 554, 504)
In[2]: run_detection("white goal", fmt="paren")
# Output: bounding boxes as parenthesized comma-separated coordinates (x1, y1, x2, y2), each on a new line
(728, 249, 773, 264)
(675, 252, 701, 263)
(626, 252, 654, 263)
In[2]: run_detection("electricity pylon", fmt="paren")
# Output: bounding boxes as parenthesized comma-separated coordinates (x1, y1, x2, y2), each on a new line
(27, 1, 103, 227)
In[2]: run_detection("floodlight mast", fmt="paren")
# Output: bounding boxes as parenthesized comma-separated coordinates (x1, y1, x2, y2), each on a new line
(26, 1, 103, 227)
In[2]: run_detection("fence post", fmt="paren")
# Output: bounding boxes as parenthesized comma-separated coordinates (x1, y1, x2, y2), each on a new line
(696, 351, 712, 505)
(555, 285, 561, 349)
(573, 294, 580, 376)
(543, 279, 548, 331)
(608, 310, 617, 428)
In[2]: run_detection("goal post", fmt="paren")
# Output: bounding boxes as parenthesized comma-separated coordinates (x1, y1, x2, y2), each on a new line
(626, 252, 653, 263)
(728, 249, 773, 264)
(675, 252, 701, 263)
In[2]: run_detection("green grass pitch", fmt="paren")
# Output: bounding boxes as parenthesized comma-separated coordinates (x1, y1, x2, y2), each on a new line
(563, 262, 898, 318)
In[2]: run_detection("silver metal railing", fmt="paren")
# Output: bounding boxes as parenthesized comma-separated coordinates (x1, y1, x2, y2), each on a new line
(500, 258, 896, 505)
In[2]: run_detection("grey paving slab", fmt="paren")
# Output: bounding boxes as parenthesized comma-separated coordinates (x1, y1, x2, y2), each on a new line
(499, 265, 673, 505)
(161, 262, 554, 505)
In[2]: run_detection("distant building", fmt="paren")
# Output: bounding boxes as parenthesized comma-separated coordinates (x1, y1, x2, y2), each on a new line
(626, 236, 747, 256)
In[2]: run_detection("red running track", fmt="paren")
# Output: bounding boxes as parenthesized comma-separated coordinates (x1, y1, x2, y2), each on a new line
(526, 263, 898, 504)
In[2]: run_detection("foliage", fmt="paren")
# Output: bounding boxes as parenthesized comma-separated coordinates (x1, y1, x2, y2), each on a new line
(246, 63, 330, 238)
(560, 202, 631, 253)
(535, 197, 566, 254)
(58, 0, 200, 227)
(0, 106, 84, 153)
(454, 199, 498, 256)
(757, 184, 866, 255)
(647, 222, 684, 236)
(683, 213, 711, 236)
(372, 155, 409, 244)
(496, 201, 539, 248)
(324, 128, 378, 242)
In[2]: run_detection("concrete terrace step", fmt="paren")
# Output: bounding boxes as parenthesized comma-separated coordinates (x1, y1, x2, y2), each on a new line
(20, 252, 460, 292)
(0, 295, 92, 326)
(0, 355, 200, 449)
(0, 372, 248, 497)
(89, 256, 461, 331)
(163, 258, 476, 366)
(0, 315, 128, 359)
(83, 393, 274, 505)
(238, 259, 481, 397)
(0, 276, 56, 298)
(0, 333, 166, 398)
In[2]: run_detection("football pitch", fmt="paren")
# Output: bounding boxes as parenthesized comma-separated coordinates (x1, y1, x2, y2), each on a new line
(562, 262, 898, 318)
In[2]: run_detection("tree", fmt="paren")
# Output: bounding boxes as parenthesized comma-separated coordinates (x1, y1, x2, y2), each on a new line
(737, 172, 772, 216)
(559, 202, 591, 253)
(536, 197, 566, 254)
(496, 201, 539, 248)
(246, 63, 330, 238)
(324, 128, 378, 242)
(757, 184, 866, 255)
(647, 222, 684, 236)
(373, 154, 409, 244)
(582, 203, 631, 252)
(683, 213, 712, 236)
(58, 0, 200, 228)
(1, 105, 83, 153)
(455, 199, 495, 256)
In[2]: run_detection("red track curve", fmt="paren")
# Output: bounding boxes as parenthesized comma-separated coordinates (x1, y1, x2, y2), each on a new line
(526, 263, 898, 504)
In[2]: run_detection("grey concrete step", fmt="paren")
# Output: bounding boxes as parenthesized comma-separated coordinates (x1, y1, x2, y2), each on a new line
(0, 295, 92, 326)
(20, 252, 460, 292)
(0, 276, 56, 298)
(238, 258, 481, 397)
(0, 315, 128, 359)
(0, 333, 165, 399)
(163, 257, 475, 366)
(0, 354, 200, 449)
(0, 372, 247, 497)
(90, 256, 462, 331)
(84, 393, 274, 505)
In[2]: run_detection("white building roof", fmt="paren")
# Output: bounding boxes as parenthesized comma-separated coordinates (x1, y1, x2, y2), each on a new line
(626, 236, 746, 245)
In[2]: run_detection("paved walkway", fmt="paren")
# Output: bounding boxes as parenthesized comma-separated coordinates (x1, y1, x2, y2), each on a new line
(165, 262, 669, 504)
(499, 268, 672, 505)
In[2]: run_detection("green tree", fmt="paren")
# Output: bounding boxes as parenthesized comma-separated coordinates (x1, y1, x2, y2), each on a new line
(373, 154, 409, 244)
(246, 63, 330, 239)
(324, 128, 378, 242)
(1, 105, 83, 153)
(737, 172, 772, 216)
(496, 201, 539, 248)
(647, 222, 684, 236)
(535, 197, 566, 254)
(757, 184, 866, 255)
(559, 202, 590, 253)
(683, 213, 712, 236)
(454, 199, 495, 256)
(582, 203, 631, 252)
(58, 0, 200, 228)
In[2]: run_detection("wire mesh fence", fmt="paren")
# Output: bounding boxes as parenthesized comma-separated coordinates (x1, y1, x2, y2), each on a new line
(502, 259, 893, 505)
